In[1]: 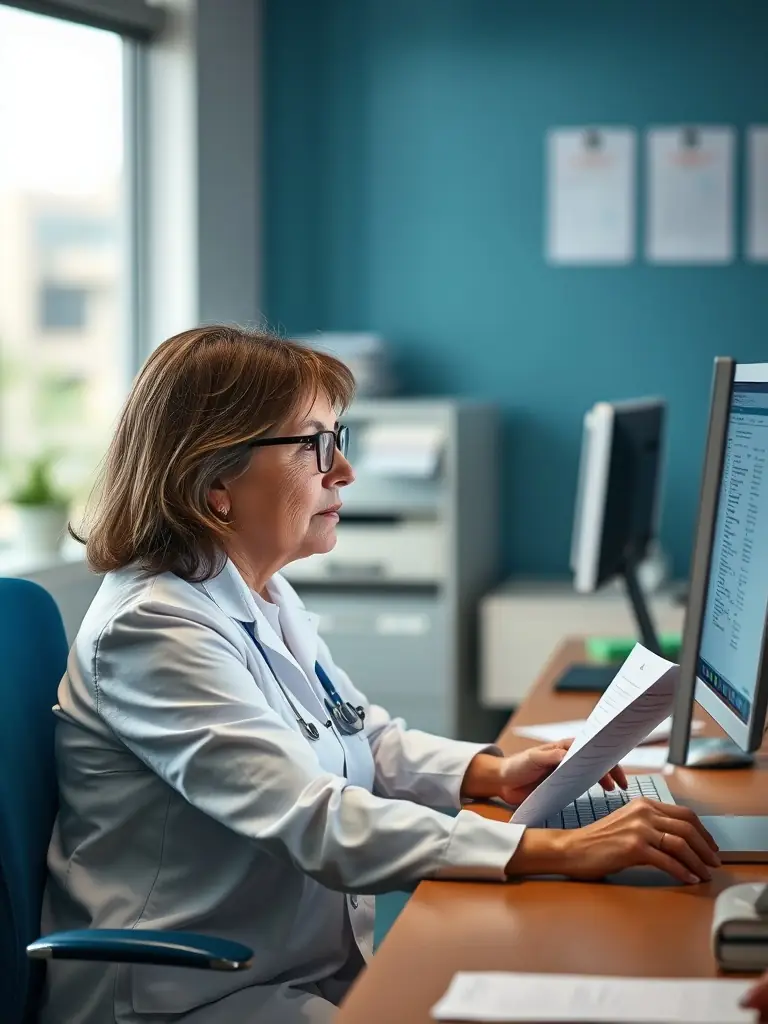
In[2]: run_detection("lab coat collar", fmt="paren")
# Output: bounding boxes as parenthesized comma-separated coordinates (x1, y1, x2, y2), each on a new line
(201, 560, 322, 704)
(200, 559, 260, 624)
(264, 572, 321, 676)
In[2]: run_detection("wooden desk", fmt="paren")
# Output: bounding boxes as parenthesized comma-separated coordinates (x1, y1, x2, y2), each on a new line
(337, 640, 768, 1024)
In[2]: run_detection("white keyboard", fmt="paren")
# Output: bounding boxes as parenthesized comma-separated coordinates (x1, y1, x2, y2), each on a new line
(543, 774, 676, 829)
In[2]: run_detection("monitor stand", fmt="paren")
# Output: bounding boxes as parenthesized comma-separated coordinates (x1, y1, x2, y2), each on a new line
(683, 736, 755, 769)
(554, 556, 661, 694)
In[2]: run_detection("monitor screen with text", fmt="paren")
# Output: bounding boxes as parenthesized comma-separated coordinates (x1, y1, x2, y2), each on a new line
(698, 382, 768, 725)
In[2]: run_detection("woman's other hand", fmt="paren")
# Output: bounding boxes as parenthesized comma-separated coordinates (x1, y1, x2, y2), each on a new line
(461, 744, 627, 807)
(498, 741, 628, 805)
(740, 970, 768, 1021)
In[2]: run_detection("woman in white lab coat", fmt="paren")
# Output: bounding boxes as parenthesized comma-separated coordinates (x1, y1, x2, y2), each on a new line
(41, 326, 720, 1024)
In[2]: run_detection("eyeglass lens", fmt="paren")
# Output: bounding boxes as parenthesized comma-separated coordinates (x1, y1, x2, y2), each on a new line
(318, 426, 349, 472)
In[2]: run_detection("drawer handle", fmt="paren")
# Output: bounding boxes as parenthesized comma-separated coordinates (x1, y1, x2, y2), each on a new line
(324, 561, 385, 579)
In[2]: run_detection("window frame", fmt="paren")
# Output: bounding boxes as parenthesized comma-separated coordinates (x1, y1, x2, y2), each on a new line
(123, 36, 148, 383)
(4, 0, 164, 41)
(0, 0, 153, 439)
(5, 3, 156, 393)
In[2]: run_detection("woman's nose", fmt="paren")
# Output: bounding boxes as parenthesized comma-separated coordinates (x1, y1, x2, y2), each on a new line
(329, 450, 355, 487)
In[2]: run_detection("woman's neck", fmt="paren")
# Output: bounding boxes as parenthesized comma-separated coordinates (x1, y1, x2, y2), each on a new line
(227, 550, 275, 601)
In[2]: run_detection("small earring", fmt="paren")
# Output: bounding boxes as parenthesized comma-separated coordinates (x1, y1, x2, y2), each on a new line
(217, 505, 229, 521)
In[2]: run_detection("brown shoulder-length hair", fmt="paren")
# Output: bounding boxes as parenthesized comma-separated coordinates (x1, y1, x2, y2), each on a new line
(76, 325, 355, 582)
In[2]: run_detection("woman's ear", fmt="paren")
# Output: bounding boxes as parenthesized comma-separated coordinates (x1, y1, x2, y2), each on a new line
(208, 480, 230, 518)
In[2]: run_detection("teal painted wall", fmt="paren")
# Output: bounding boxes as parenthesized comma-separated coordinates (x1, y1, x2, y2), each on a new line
(263, 0, 768, 576)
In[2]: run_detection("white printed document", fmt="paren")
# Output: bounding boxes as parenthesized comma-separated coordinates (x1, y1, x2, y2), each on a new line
(646, 126, 735, 263)
(618, 744, 670, 769)
(357, 424, 444, 478)
(547, 127, 636, 264)
(430, 972, 754, 1023)
(511, 645, 678, 826)
(747, 126, 768, 261)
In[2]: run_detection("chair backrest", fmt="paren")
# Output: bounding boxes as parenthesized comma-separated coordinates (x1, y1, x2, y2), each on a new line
(0, 579, 69, 1024)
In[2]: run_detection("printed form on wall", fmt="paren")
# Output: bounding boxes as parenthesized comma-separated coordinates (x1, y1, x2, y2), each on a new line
(646, 126, 735, 264)
(747, 126, 768, 262)
(546, 127, 636, 265)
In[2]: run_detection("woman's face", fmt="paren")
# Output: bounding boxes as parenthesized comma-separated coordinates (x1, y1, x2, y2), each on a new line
(211, 392, 355, 574)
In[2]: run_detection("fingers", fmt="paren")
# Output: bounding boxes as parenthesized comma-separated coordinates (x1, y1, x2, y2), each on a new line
(598, 773, 616, 791)
(534, 747, 568, 770)
(740, 977, 768, 1013)
(642, 843, 703, 885)
(550, 739, 573, 754)
(650, 801, 720, 852)
(611, 799, 722, 881)
(597, 765, 628, 791)
(658, 814, 721, 870)
(654, 822, 716, 881)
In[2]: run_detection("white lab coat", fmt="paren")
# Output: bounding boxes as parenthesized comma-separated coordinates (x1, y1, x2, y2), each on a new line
(40, 560, 525, 1023)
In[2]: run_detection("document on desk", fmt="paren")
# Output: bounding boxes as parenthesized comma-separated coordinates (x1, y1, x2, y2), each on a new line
(513, 715, 703, 747)
(511, 645, 679, 826)
(430, 972, 755, 1022)
(618, 744, 670, 769)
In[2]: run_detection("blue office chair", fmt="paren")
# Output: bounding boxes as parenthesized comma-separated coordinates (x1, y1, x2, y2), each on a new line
(0, 578, 253, 1024)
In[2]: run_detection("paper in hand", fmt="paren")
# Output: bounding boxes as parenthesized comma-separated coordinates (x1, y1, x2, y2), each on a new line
(511, 645, 679, 826)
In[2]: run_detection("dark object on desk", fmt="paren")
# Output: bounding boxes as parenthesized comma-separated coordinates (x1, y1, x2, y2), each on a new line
(604, 866, 680, 887)
(553, 662, 623, 693)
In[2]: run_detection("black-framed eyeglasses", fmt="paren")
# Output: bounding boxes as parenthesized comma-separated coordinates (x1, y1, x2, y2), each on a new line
(247, 424, 349, 473)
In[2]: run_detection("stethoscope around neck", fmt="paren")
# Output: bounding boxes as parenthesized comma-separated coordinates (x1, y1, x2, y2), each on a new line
(241, 623, 365, 741)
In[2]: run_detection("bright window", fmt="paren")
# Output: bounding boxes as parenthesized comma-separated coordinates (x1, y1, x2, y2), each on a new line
(0, 4, 132, 537)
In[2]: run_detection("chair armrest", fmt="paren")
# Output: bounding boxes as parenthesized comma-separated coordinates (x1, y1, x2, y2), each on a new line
(27, 929, 253, 971)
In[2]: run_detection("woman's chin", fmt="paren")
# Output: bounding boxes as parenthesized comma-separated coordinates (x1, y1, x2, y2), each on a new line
(301, 524, 339, 557)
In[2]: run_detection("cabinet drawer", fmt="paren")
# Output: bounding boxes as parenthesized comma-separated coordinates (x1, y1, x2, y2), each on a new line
(298, 590, 449, 704)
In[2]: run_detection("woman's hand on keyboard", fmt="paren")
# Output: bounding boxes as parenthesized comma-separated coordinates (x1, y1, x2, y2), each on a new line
(510, 799, 721, 882)
(558, 799, 721, 884)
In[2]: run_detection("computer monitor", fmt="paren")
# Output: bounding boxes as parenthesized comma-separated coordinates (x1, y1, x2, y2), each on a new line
(556, 398, 666, 693)
(669, 358, 768, 768)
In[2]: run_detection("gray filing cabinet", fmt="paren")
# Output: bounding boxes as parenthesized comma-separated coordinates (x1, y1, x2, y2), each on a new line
(282, 398, 500, 741)
(304, 589, 449, 736)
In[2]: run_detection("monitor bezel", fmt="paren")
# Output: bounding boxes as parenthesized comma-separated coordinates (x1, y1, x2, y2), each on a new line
(669, 359, 768, 762)
(571, 402, 614, 593)
(570, 398, 666, 595)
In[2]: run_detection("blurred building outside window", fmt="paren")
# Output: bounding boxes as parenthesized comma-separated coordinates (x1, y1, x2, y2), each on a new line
(0, 4, 133, 562)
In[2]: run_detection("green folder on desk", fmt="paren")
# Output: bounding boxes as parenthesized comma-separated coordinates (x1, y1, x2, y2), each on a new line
(585, 632, 683, 663)
(555, 633, 683, 693)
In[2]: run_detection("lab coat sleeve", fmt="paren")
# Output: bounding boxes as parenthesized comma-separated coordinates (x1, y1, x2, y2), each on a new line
(93, 599, 525, 893)
(315, 635, 502, 810)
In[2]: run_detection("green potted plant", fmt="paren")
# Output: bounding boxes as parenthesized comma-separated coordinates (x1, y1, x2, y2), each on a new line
(8, 454, 69, 557)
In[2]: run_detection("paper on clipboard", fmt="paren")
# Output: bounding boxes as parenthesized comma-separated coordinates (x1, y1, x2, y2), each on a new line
(646, 126, 735, 263)
(547, 126, 636, 264)
(511, 645, 679, 826)
(357, 424, 444, 478)
(747, 126, 768, 262)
